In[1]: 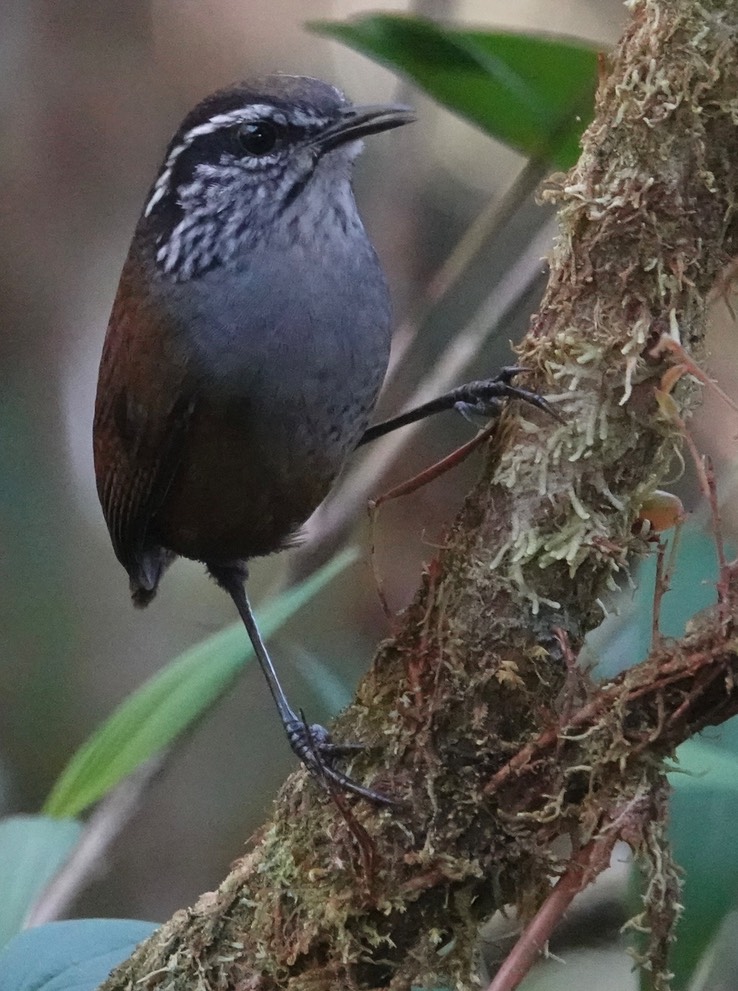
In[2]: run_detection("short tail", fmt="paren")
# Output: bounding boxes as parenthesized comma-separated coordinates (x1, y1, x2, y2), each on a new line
(131, 583, 158, 608)
(128, 547, 175, 609)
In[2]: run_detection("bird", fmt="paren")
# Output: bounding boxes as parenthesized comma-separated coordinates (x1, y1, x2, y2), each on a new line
(93, 75, 556, 804)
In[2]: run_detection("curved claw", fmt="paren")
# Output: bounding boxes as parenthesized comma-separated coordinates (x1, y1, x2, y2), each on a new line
(454, 371, 565, 425)
(498, 364, 529, 383)
(504, 385, 565, 423)
(285, 716, 395, 807)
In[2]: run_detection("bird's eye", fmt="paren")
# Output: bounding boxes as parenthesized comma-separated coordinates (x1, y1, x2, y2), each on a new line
(237, 120, 278, 156)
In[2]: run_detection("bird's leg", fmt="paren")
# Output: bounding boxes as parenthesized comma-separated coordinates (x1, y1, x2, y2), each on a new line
(208, 564, 394, 807)
(357, 366, 562, 448)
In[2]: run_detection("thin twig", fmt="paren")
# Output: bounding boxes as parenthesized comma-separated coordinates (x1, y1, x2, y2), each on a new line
(487, 793, 650, 991)
(651, 538, 668, 649)
(673, 417, 730, 620)
(651, 335, 738, 416)
(25, 757, 165, 927)
(369, 419, 499, 512)
(484, 624, 738, 801)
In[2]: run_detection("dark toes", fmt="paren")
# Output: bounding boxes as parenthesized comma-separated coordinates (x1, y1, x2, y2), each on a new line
(286, 717, 332, 763)
(284, 718, 394, 806)
(455, 373, 564, 424)
(318, 741, 366, 758)
(454, 398, 504, 423)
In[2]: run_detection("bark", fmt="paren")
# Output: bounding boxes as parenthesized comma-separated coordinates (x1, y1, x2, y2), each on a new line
(99, 1, 738, 989)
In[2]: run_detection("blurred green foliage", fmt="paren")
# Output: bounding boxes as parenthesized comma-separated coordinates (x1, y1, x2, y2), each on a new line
(312, 14, 599, 168)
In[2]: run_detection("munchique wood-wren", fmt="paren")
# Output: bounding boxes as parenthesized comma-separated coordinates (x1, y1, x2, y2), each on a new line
(93, 75, 555, 804)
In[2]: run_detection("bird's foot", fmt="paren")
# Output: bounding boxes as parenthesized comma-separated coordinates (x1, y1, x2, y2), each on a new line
(285, 714, 395, 807)
(453, 366, 564, 424)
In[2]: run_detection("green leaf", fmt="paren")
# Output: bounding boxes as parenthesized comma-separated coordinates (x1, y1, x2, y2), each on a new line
(669, 736, 738, 793)
(312, 14, 599, 168)
(663, 733, 738, 989)
(0, 816, 83, 947)
(293, 647, 354, 713)
(43, 548, 358, 819)
(0, 919, 157, 991)
(686, 911, 738, 991)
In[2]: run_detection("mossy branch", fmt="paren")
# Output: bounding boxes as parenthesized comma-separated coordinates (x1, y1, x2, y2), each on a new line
(99, 1, 738, 989)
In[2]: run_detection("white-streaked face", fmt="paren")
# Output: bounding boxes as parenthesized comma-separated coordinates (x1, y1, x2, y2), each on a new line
(144, 102, 345, 219)
(141, 80, 356, 281)
(138, 77, 412, 281)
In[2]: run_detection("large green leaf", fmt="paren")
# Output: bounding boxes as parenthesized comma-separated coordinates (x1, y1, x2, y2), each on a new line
(312, 14, 599, 167)
(0, 919, 157, 991)
(665, 734, 738, 989)
(0, 816, 83, 947)
(43, 548, 358, 819)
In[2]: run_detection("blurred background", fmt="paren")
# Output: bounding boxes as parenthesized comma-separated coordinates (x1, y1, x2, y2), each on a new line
(3, 2, 738, 988)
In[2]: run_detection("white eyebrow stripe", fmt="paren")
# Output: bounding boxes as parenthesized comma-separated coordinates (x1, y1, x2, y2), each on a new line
(185, 105, 288, 138)
(143, 103, 327, 217)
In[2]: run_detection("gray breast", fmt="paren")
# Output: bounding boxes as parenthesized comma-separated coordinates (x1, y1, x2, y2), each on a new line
(148, 232, 392, 563)
(168, 230, 392, 459)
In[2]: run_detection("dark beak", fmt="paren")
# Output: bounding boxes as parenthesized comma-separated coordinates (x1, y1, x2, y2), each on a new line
(313, 103, 415, 153)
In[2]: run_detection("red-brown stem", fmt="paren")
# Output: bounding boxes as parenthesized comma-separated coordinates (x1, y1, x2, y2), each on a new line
(486, 805, 635, 991)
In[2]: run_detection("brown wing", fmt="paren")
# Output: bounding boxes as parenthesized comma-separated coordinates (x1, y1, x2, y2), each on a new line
(93, 252, 194, 602)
